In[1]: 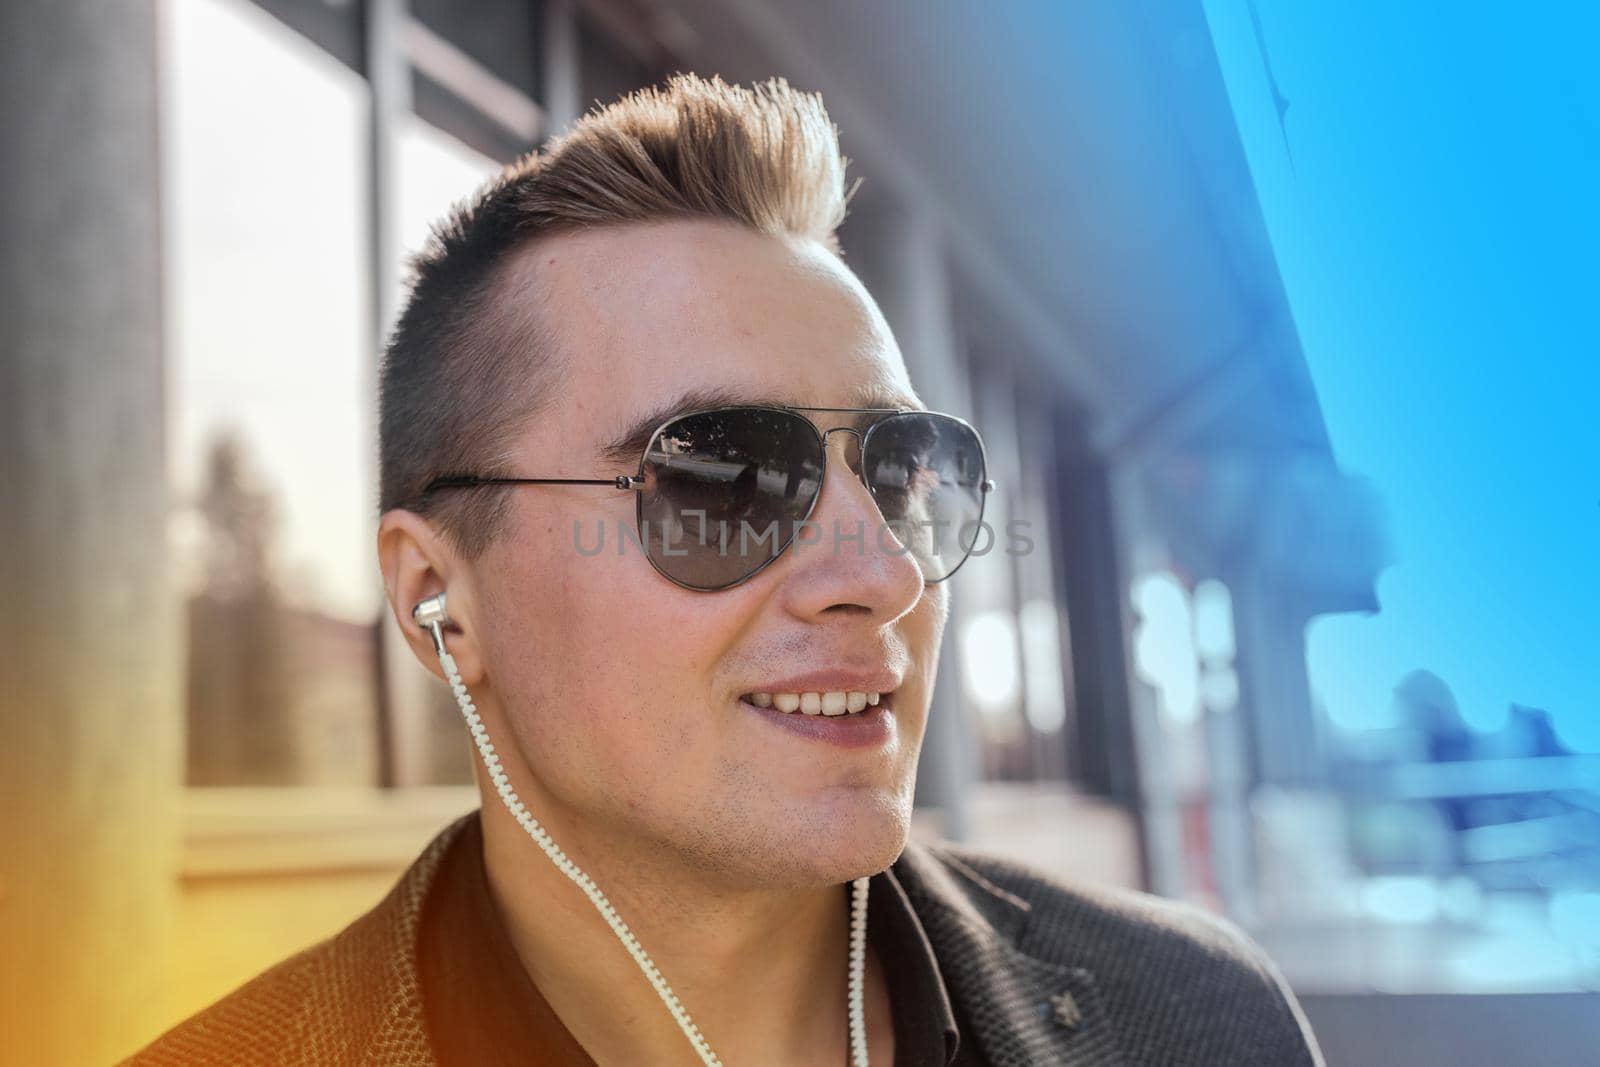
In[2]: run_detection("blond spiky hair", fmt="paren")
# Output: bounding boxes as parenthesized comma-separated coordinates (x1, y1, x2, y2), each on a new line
(379, 73, 857, 557)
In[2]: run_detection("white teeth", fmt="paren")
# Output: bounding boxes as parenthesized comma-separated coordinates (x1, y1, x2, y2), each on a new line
(745, 690, 887, 716)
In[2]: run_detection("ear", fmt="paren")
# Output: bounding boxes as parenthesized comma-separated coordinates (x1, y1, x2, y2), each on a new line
(377, 509, 488, 686)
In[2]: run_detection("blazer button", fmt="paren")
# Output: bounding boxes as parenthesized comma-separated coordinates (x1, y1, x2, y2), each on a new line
(1050, 990, 1083, 1031)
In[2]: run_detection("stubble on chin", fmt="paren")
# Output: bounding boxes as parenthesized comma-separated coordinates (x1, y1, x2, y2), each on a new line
(650, 763, 913, 890)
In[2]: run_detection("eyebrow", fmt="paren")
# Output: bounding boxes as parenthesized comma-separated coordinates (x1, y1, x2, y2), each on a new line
(598, 384, 921, 466)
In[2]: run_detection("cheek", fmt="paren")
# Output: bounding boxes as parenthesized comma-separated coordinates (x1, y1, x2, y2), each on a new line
(899, 588, 950, 740)
(902, 584, 948, 666)
(912, 583, 950, 648)
(484, 527, 750, 789)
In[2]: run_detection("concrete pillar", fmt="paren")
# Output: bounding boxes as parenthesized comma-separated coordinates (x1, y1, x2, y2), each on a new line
(865, 202, 980, 840)
(541, 0, 582, 136)
(1234, 573, 1325, 785)
(0, 2, 179, 1063)
(1106, 462, 1188, 897)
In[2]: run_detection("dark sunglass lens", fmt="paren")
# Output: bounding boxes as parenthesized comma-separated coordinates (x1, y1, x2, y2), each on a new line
(862, 413, 988, 582)
(638, 409, 823, 589)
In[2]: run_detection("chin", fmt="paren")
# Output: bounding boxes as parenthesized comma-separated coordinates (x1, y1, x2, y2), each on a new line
(767, 787, 912, 885)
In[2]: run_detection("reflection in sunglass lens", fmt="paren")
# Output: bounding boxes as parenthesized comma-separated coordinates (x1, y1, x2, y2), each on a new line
(638, 408, 824, 590)
(862, 412, 988, 583)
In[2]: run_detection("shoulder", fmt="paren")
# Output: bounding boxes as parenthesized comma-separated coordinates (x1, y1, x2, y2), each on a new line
(912, 840, 1324, 1066)
(118, 939, 346, 1066)
(120, 812, 476, 1067)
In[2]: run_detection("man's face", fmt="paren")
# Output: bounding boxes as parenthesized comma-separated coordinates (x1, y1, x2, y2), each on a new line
(466, 219, 947, 888)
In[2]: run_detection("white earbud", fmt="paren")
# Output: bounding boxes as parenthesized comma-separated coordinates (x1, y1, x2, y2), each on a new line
(411, 592, 451, 656)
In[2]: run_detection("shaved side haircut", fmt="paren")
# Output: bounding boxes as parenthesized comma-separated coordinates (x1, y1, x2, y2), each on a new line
(379, 73, 856, 558)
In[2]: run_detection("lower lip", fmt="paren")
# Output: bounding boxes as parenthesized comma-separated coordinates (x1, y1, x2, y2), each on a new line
(741, 699, 894, 748)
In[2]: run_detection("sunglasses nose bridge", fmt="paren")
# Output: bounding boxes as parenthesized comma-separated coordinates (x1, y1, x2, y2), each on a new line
(818, 424, 867, 481)
(809, 424, 883, 529)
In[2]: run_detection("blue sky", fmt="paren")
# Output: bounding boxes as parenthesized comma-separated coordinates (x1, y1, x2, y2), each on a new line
(1203, 2, 1598, 746)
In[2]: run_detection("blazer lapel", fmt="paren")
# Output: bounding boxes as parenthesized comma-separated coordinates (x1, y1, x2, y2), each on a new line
(356, 811, 477, 1066)
(893, 842, 1129, 1067)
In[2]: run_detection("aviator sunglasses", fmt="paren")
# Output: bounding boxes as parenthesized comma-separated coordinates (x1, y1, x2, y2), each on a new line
(423, 405, 994, 592)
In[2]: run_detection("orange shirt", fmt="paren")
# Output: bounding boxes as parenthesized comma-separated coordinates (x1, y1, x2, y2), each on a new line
(417, 814, 970, 1066)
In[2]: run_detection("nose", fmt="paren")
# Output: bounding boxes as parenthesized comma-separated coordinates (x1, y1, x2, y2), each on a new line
(775, 429, 926, 622)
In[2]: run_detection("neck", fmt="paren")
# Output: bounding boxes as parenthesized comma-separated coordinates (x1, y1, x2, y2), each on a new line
(475, 770, 887, 1066)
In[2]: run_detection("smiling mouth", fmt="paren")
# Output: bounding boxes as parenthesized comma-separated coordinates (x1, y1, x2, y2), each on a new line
(740, 690, 887, 717)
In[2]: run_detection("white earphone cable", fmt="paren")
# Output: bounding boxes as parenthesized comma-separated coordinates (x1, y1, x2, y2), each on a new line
(433, 639, 871, 1066)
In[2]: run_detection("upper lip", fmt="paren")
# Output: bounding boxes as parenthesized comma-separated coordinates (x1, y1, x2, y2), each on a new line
(741, 670, 902, 696)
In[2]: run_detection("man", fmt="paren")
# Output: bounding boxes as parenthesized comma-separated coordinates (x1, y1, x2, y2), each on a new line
(126, 74, 1321, 1066)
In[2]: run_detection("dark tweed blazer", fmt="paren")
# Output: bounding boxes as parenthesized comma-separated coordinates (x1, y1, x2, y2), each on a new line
(123, 810, 1322, 1066)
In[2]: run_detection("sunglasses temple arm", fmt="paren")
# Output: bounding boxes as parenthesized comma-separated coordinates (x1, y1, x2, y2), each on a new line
(424, 475, 643, 491)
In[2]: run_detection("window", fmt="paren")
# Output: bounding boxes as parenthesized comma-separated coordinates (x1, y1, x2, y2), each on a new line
(163, 0, 378, 786)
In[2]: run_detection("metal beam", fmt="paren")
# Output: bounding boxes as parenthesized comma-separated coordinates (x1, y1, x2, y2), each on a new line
(406, 16, 544, 144)
(668, 0, 1119, 422)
